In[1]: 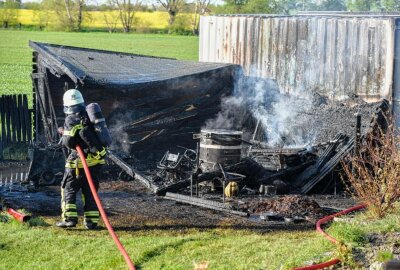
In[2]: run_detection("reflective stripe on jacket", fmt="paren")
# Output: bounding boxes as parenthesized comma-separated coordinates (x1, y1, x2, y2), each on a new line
(65, 157, 105, 169)
(63, 124, 84, 137)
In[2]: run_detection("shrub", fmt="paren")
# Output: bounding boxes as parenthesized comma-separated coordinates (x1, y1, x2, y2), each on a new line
(342, 114, 400, 218)
(376, 250, 394, 263)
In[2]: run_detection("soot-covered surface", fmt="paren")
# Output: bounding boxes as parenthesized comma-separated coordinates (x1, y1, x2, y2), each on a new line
(0, 179, 356, 231)
(30, 41, 232, 86)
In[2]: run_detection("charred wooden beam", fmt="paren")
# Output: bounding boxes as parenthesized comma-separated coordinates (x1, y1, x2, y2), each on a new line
(249, 142, 306, 154)
(0, 96, 6, 145)
(300, 137, 355, 194)
(292, 134, 347, 190)
(315, 134, 346, 169)
(107, 150, 159, 193)
(155, 178, 196, 196)
(163, 192, 249, 217)
(258, 160, 315, 185)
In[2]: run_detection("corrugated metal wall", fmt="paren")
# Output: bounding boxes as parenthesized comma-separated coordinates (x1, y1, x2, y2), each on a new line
(199, 15, 397, 100)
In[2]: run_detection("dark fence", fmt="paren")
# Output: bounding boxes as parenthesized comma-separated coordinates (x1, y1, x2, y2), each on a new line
(0, 94, 32, 159)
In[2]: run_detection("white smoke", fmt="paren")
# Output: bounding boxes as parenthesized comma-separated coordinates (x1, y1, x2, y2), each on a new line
(204, 70, 315, 147)
(108, 101, 135, 153)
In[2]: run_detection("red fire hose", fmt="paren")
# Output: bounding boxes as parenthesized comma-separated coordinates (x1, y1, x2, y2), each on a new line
(76, 145, 136, 270)
(7, 208, 31, 222)
(292, 204, 365, 270)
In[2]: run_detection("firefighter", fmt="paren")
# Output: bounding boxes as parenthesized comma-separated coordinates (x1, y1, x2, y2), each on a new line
(56, 89, 106, 229)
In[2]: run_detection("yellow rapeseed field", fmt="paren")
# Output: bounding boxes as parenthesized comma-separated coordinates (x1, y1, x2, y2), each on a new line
(16, 9, 194, 31)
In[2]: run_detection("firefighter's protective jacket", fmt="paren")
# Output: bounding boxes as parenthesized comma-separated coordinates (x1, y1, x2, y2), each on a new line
(62, 111, 106, 169)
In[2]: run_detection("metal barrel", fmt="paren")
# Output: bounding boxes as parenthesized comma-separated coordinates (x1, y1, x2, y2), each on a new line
(198, 129, 242, 172)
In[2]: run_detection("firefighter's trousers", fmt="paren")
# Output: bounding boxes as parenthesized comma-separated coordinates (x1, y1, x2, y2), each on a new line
(61, 164, 102, 225)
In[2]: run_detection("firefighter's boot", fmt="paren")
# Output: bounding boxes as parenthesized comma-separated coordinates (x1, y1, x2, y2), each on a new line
(84, 220, 97, 230)
(56, 220, 77, 228)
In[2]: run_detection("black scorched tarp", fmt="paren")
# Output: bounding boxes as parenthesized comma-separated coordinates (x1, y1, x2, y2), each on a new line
(30, 41, 240, 165)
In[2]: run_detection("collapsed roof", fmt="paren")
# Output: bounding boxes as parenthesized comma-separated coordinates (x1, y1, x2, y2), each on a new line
(29, 41, 236, 87)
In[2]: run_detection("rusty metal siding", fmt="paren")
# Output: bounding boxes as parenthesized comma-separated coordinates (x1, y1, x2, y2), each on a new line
(199, 15, 396, 100)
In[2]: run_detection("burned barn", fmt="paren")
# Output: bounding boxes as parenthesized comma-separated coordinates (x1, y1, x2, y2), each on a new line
(2, 13, 400, 224)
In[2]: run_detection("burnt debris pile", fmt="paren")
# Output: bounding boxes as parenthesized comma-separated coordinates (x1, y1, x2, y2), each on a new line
(136, 89, 387, 197)
(245, 195, 325, 222)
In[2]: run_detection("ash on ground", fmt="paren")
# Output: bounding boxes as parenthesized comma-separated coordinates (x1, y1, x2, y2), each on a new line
(0, 180, 354, 231)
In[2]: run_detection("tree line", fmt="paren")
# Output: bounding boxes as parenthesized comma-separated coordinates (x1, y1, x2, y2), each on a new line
(0, 0, 399, 34)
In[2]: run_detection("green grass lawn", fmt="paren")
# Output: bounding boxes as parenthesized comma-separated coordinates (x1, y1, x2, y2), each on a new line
(0, 217, 334, 270)
(1, 208, 399, 270)
(0, 30, 199, 98)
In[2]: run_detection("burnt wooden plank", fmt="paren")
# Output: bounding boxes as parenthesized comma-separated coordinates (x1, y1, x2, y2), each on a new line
(107, 151, 159, 193)
(7, 96, 12, 143)
(164, 192, 248, 216)
(23, 95, 32, 142)
(32, 52, 38, 143)
(301, 138, 354, 194)
(18, 95, 26, 142)
(5, 96, 12, 144)
(12, 95, 19, 142)
(10, 95, 15, 142)
(0, 96, 5, 145)
(15, 95, 22, 142)
(293, 134, 345, 189)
